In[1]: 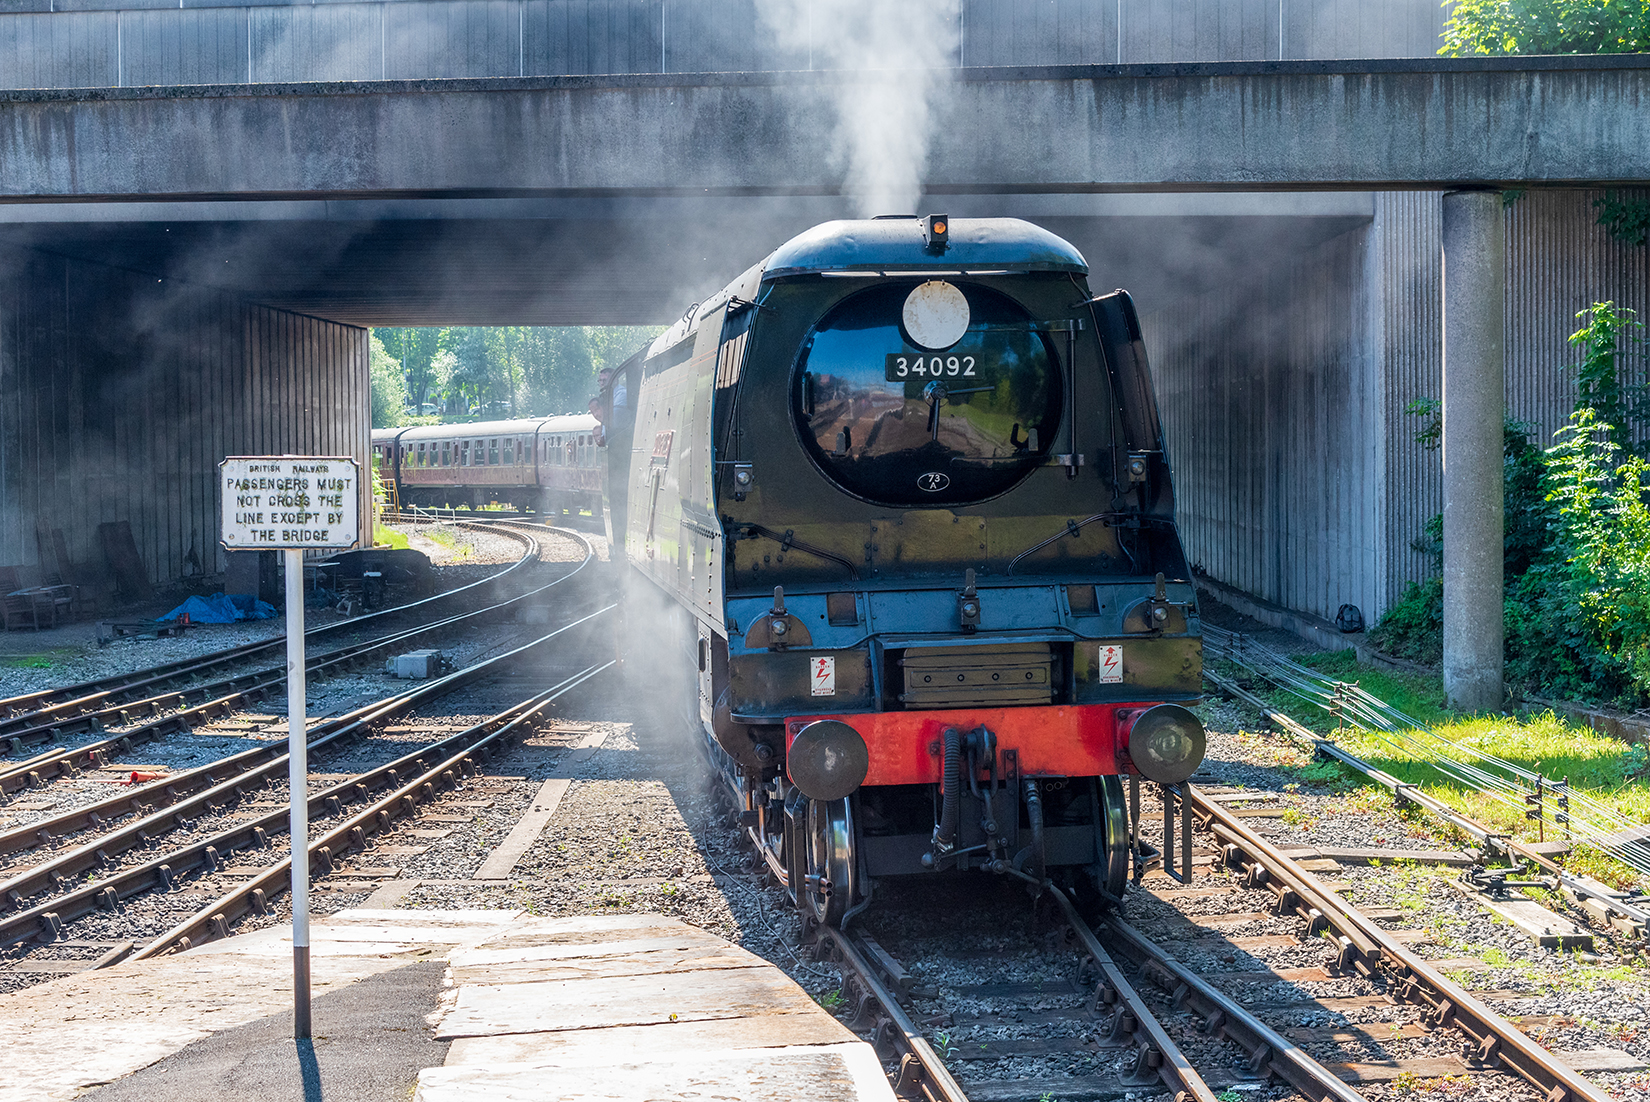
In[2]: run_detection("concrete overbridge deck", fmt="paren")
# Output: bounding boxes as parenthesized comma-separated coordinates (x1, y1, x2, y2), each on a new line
(0, 909, 894, 1102)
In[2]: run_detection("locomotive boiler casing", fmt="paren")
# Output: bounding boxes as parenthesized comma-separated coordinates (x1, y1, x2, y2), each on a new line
(606, 217, 1203, 914)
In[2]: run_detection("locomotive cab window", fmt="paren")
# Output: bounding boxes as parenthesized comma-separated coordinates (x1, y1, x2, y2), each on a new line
(793, 281, 1060, 506)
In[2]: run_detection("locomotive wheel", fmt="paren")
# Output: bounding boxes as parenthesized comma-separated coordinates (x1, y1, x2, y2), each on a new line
(800, 796, 856, 927)
(1069, 776, 1130, 920)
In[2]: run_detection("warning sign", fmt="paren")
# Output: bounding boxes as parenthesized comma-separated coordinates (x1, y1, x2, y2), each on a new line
(1098, 645, 1124, 684)
(810, 656, 836, 696)
(220, 456, 359, 550)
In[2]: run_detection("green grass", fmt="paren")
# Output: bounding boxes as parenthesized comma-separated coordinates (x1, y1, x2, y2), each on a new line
(0, 647, 79, 669)
(1226, 650, 1650, 891)
(373, 522, 409, 550)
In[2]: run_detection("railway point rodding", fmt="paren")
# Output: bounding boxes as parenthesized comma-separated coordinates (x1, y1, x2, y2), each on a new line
(0, 908, 896, 1102)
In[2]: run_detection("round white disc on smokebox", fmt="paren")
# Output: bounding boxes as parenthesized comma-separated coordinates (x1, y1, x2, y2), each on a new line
(902, 281, 970, 351)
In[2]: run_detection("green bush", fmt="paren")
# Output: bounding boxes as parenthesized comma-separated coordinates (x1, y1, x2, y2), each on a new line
(1507, 408, 1650, 705)
(1369, 578, 1443, 664)
(1376, 303, 1650, 707)
(1441, 0, 1650, 56)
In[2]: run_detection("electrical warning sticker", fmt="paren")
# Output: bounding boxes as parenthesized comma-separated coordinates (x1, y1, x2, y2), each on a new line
(1098, 645, 1124, 684)
(811, 656, 836, 696)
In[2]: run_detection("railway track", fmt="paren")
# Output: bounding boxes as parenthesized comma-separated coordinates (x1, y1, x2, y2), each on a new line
(132, 656, 615, 959)
(0, 600, 615, 980)
(711, 703, 1627, 1102)
(0, 523, 611, 980)
(800, 792, 1615, 1102)
(0, 517, 544, 758)
(0, 523, 584, 813)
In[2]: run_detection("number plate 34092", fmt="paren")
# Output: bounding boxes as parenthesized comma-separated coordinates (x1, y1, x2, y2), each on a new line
(885, 353, 983, 381)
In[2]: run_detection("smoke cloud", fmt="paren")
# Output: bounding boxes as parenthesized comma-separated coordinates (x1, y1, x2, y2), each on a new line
(757, 0, 960, 218)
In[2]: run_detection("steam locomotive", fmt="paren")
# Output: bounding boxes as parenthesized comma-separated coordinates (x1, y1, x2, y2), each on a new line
(601, 215, 1205, 925)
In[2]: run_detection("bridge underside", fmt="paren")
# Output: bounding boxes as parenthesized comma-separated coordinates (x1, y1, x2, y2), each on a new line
(0, 194, 1372, 326)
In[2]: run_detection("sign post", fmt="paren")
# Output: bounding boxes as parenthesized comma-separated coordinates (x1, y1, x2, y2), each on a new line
(220, 455, 359, 1040)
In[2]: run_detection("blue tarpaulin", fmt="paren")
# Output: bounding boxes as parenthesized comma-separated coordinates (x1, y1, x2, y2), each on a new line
(157, 593, 277, 624)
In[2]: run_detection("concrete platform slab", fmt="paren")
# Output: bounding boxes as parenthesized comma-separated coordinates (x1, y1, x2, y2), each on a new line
(414, 1041, 889, 1101)
(0, 909, 893, 1102)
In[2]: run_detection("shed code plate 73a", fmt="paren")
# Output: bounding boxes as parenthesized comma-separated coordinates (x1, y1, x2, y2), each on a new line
(220, 456, 360, 550)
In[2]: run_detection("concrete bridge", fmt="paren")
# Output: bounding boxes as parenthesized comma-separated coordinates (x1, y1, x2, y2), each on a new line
(4, 58, 1647, 204)
(0, 2, 1643, 707)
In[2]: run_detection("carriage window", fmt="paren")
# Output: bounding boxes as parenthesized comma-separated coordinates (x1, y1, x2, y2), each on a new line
(502, 439, 514, 465)
(441, 443, 451, 466)
(793, 282, 1060, 506)
(488, 439, 499, 465)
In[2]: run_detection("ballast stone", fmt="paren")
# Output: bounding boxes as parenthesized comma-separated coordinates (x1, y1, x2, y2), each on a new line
(386, 650, 444, 679)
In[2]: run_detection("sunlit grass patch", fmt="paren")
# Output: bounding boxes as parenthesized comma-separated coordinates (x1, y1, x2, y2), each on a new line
(0, 647, 80, 669)
(1213, 652, 1650, 892)
(373, 522, 409, 550)
(423, 525, 474, 558)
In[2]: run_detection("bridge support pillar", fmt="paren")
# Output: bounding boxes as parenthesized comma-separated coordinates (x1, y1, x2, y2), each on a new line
(1441, 189, 1506, 712)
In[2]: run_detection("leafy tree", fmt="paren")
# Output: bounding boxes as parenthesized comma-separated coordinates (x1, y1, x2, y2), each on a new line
(369, 325, 662, 421)
(517, 327, 594, 416)
(429, 348, 460, 413)
(369, 333, 407, 428)
(1440, 0, 1650, 56)
(1375, 302, 1650, 705)
(1567, 301, 1647, 450)
(441, 327, 503, 414)
(378, 328, 443, 412)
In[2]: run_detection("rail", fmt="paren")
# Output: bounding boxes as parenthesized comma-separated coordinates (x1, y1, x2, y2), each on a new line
(0, 517, 547, 740)
(0, 525, 586, 809)
(0, 534, 597, 904)
(134, 657, 614, 958)
(1, 607, 615, 951)
(1185, 781, 1613, 1102)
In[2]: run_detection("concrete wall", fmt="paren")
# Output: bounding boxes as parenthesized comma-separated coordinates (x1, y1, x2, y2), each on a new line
(0, 243, 369, 587)
(1148, 188, 1650, 624)
(1148, 223, 1384, 623)
(0, 0, 1448, 90)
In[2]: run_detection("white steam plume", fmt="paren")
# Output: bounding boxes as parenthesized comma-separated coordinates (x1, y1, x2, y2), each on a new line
(757, 0, 961, 218)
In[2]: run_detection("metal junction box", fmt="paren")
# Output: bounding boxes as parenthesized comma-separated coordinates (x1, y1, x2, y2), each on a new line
(386, 649, 444, 679)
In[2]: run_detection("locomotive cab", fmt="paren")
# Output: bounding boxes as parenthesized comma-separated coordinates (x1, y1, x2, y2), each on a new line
(615, 216, 1204, 925)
